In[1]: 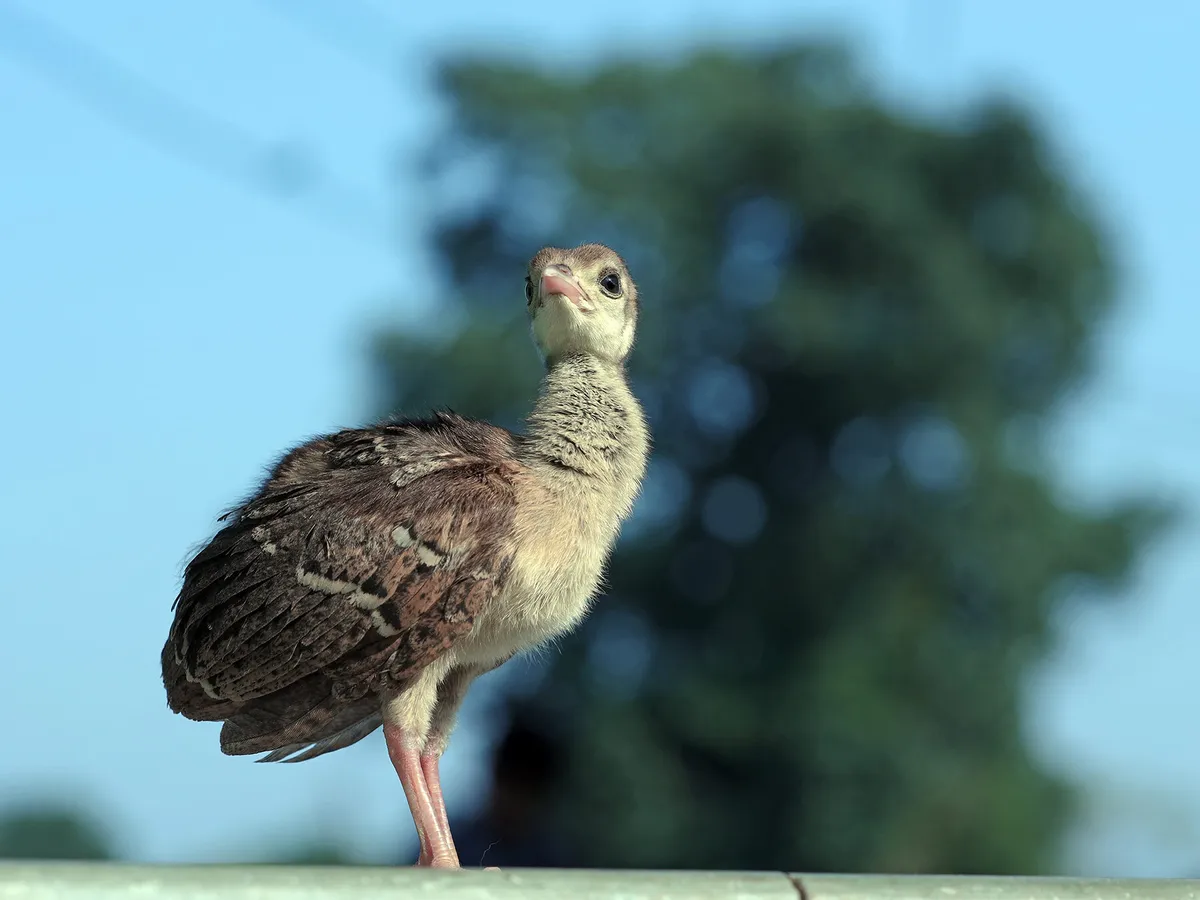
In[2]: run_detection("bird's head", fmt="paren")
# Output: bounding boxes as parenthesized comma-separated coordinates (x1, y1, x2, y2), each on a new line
(526, 243, 638, 364)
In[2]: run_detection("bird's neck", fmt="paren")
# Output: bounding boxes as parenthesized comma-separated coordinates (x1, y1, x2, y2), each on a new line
(520, 353, 648, 483)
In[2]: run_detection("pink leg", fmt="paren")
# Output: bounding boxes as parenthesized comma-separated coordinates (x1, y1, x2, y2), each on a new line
(420, 751, 458, 863)
(383, 722, 460, 869)
(422, 748, 499, 870)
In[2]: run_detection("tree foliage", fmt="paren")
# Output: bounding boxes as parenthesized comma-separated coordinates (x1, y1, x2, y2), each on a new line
(0, 804, 117, 861)
(372, 43, 1167, 873)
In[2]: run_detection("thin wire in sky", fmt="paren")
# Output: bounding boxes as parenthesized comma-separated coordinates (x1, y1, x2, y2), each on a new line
(0, 1, 388, 245)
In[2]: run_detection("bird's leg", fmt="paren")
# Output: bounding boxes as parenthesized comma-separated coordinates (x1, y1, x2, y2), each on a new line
(419, 750, 456, 863)
(420, 663, 494, 866)
(383, 721, 460, 868)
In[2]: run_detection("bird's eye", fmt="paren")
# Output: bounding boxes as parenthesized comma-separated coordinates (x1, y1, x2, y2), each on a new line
(524, 278, 533, 303)
(599, 273, 622, 297)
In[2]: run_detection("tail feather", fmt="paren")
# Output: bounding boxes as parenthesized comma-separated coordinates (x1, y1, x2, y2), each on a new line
(218, 674, 380, 759)
(271, 713, 384, 763)
(255, 743, 311, 763)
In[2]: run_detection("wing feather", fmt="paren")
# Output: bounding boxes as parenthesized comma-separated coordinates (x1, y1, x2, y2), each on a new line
(163, 415, 519, 722)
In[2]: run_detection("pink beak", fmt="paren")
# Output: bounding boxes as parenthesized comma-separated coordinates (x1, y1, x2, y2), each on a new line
(540, 268, 588, 309)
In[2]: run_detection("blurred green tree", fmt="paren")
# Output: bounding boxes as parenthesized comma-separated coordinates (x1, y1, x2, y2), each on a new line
(0, 805, 117, 860)
(263, 839, 363, 866)
(371, 43, 1168, 873)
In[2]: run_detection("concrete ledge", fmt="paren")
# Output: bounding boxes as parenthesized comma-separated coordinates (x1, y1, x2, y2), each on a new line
(0, 863, 1196, 900)
(801, 875, 1200, 900)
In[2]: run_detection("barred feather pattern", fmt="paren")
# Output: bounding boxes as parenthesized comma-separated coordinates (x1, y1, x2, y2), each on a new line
(162, 412, 519, 760)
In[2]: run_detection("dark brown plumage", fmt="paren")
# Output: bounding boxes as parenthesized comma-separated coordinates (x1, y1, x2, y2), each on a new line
(163, 414, 516, 759)
(162, 243, 650, 868)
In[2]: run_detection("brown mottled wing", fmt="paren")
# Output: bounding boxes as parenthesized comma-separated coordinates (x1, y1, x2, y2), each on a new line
(163, 414, 519, 726)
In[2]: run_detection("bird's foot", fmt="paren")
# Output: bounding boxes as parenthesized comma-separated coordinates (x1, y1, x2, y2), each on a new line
(411, 855, 497, 871)
(412, 847, 460, 869)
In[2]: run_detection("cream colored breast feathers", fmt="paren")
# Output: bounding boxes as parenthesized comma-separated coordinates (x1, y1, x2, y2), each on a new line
(462, 369, 648, 662)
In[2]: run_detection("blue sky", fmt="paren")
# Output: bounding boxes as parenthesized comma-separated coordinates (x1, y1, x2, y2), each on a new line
(1, 0, 1198, 875)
